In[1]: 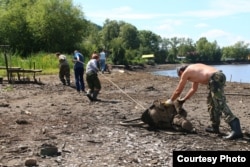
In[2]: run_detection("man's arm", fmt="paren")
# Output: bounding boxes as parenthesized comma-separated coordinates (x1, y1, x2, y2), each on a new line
(72, 54, 80, 63)
(165, 70, 189, 105)
(182, 82, 199, 101)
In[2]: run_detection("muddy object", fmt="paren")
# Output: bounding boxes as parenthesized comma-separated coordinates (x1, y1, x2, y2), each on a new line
(0, 103, 9, 107)
(16, 119, 29, 124)
(24, 158, 37, 166)
(141, 100, 176, 129)
(40, 144, 59, 156)
(141, 99, 193, 132)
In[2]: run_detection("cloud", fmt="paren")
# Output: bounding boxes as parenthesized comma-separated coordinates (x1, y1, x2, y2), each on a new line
(87, 6, 157, 21)
(199, 29, 248, 46)
(211, 0, 250, 13)
(201, 29, 229, 38)
(157, 31, 191, 40)
(195, 23, 209, 28)
(183, 0, 250, 19)
(84, 0, 250, 22)
(77, 0, 250, 47)
(157, 19, 182, 31)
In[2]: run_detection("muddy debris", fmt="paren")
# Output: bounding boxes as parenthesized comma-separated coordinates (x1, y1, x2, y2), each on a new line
(0, 65, 249, 166)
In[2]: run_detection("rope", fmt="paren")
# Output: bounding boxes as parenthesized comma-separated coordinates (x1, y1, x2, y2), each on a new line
(76, 59, 146, 110)
(99, 72, 146, 110)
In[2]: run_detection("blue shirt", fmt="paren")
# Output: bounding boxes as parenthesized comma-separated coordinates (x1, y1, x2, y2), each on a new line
(100, 51, 106, 60)
(73, 52, 84, 69)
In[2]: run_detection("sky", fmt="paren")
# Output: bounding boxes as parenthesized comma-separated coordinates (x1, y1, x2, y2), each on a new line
(73, 0, 250, 47)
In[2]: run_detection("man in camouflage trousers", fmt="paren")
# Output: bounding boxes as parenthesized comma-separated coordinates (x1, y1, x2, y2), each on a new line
(165, 63, 243, 140)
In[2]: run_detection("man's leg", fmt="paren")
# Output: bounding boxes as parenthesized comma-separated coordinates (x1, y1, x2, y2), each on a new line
(92, 74, 101, 101)
(205, 92, 221, 133)
(79, 69, 85, 92)
(65, 66, 70, 86)
(59, 68, 66, 85)
(74, 69, 80, 92)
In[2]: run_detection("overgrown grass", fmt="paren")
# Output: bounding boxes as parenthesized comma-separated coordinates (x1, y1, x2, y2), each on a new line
(0, 52, 85, 76)
(0, 51, 147, 77)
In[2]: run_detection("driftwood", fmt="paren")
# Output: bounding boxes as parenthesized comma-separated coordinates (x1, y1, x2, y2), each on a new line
(0, 103, 9, 107)
(225, 93, 250, 96)
(111, 65, 145, 70)
(197, 92, 250, 96)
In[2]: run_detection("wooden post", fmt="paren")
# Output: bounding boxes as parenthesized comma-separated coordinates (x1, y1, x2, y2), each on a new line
(0, 45, 10, 82)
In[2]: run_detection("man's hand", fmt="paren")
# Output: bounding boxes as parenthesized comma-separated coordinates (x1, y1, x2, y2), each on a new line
(177, 98, 185, 105)
(164, 99, 173, 106)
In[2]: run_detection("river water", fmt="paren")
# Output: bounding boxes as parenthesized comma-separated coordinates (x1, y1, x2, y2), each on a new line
(153, 64, 250, 83)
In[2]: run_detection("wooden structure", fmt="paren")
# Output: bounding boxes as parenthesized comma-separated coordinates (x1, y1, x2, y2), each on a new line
(0, 66, 42, 83)
(0, 45, 42, 84)
(141, 54, 155, 65)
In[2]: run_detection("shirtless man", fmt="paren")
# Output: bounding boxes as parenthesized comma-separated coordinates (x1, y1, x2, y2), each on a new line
(165, 63, 243, 140)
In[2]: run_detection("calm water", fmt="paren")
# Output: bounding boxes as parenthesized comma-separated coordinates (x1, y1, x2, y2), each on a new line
(153, 64, 250, 83)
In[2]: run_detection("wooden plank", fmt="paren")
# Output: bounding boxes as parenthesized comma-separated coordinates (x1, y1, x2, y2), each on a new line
(8, 69, 42, 73)
(0, 66, 21, 70)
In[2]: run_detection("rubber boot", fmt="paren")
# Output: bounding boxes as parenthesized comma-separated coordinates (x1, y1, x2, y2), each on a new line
(223, 118, 243, 140)
(205, 125, 220, 134)
(66, 80, 70, 86)
(62, 80, 66, 85)
(92, 90, 101, 101)
(86, 90, 93, 102)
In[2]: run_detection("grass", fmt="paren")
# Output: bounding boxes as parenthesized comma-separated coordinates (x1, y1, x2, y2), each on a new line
(0, 52, 87, 76)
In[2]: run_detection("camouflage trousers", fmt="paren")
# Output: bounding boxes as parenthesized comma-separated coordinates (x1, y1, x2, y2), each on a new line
(207, 71, 236, 127)
(59, 62, 70, 85)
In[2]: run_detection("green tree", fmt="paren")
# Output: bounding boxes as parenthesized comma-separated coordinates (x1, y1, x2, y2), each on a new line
(232, 41, 249, 60)
(222, 41, 249, 61)
(176, 38, 196, 63)
(81, 21, 102, 58)
(162, 37, 180, 63)
(138, 30, 160, 54)
(27, 0, 86, 53)
(138, 30, 161, 63)
(119, 23, 139, 50)
(195, 37, 221, 62)
(0, 0, 34, 55)
(101, 19, 120, 50)
(110, 37, 126, 65)
(0, 0, 87, 55)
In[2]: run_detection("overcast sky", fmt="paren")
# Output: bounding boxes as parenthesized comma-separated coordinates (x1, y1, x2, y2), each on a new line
(73, 0, 250, 47)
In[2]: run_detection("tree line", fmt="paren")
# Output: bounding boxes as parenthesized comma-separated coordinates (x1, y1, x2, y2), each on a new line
(0, 0, 249, 65)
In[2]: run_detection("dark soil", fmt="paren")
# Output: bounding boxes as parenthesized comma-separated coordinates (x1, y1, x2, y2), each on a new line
(0, 64, 250, 167)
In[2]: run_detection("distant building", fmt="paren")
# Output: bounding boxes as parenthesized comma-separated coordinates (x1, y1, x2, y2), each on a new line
(224, 58, 236, 61)
(177, 56, 186, 61)
(142, 54, 155, 65)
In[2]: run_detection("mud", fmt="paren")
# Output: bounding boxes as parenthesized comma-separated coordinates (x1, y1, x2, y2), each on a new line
(0, 64, 249, 167)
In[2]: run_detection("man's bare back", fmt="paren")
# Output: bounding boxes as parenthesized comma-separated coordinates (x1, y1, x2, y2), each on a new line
(169, 63, 219, 102)
(182, 63, 218, 84)
(166, 63, 243, 140)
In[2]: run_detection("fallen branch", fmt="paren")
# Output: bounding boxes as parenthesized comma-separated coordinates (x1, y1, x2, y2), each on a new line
(197, 92, 250, 96)
(0, 103, 9, 107)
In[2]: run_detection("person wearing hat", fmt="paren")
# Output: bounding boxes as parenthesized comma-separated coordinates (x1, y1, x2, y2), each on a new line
(85, 53, 101, 101)
(164, 63, 243, 140)
(55, 52, 70, 86)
